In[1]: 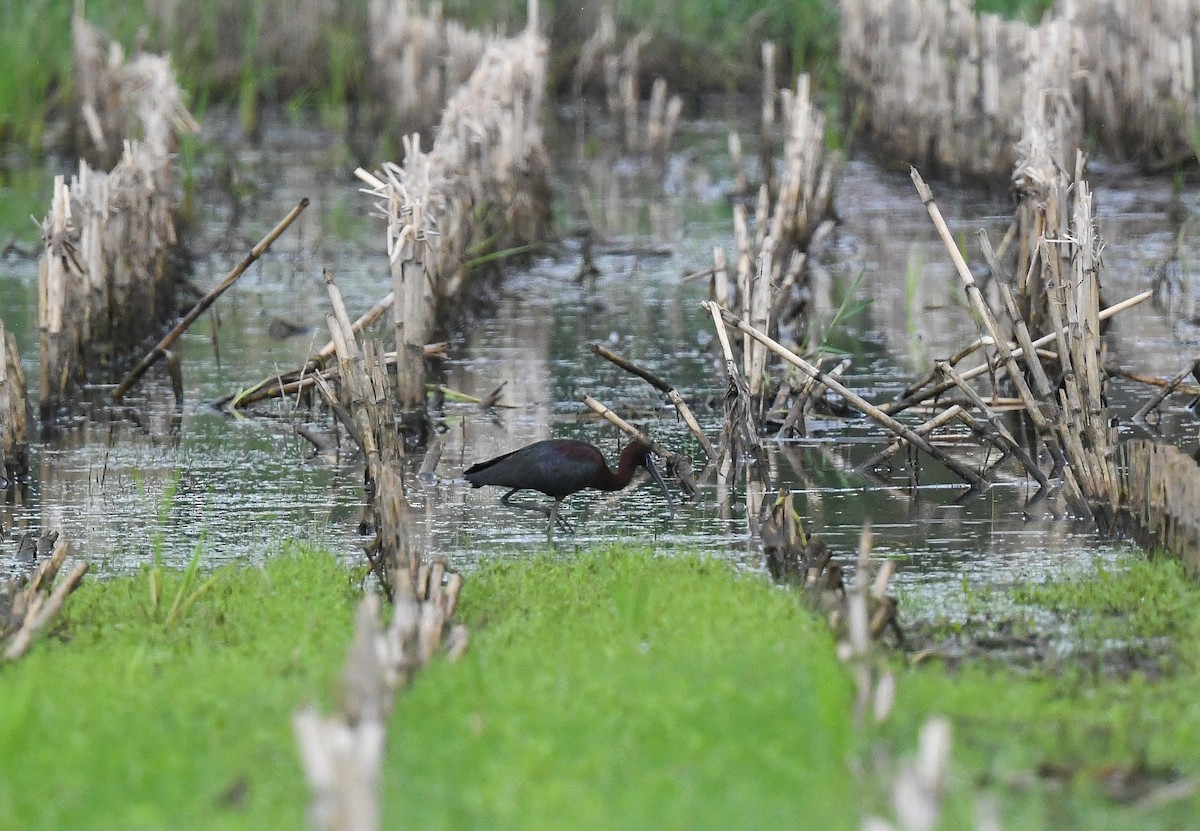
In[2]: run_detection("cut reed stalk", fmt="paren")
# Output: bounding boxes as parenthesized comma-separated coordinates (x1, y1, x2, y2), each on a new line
(0, 320, 28, 484)
(114, 199, 309, 401)
(2, 535, 89, 663)
(590, 343, 716, 460)
(716, 305, 988, 490)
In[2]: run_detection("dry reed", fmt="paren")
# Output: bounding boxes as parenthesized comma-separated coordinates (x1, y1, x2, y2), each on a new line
(72, 15, 199, 169)
(367, 0, 492, 139)
(839, 0, 1076, 182)
(356, 21, 551, 410)
(841, 0, 1200, 177)
(295, 561, 466, 831)
(39, 18, 196, 415)
(1117, 439, 1200, 571)
(1, 534, 89, 663)
(712, 68, 839, 402)
(0, 320, 28, 485)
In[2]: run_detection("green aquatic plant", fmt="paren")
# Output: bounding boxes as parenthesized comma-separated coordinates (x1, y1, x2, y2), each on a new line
(810, 268, 872, 356)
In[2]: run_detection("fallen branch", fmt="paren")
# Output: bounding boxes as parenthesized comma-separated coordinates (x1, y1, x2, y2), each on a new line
(114, 198, 310, 400)
(590, 343, 716, 460)
(716, 305, 988, 490)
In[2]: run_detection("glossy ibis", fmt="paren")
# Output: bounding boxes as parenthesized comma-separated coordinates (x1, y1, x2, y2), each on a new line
(463, 438, 672, 535)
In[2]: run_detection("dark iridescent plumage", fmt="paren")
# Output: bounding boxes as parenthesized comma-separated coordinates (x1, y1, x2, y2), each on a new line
(464, 438, 671, 534)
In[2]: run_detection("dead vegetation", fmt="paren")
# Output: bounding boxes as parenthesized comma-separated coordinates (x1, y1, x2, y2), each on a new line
(840, 0, 1200, 180)
(366, 0, 493, 142)
(0, 532, 88, 663)
(0, 320, 28, 487)
(39, 16, 197, 417)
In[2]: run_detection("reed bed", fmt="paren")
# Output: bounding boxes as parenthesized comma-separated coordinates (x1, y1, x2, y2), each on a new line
(356, 20, 551, 411)
(840, 0, 1083, 182)
(0, 319, 27, 486)
(367, 0, 492, 140)
(1070, 0, 1200, 169)
(1117, 439, 1200, 571)
(39, 18, 195, 416)
(841, 0, 1200, 177)
(72, 16, 199, 169)
(839, 0, 1038, 180)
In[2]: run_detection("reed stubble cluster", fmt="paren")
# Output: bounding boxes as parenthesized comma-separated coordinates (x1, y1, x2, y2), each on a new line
(294, 271, 468, 831)
(712, 70, 839, 405)
(356, 22, 551, 412)
(1117, 439, 1200, 571)
(839, 0, 1092, 181)
(367, 0, 492, 140)
(39, 17, 196, 416)
(0, 320, 28, 485)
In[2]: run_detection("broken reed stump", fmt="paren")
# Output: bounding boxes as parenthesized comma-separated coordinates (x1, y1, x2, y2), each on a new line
(712, 69, 838, 404)
(39, 19, 197, 417)
(760, 495, 902, 649)
(703, 300, 771, 515)
(1117, 440, 1200, 572)
(1, 533, 89, 663)
(72, 15, 199, 170)
(0, 320, 29, 485)
(355, 17, 551, 425)
(295, 560, 467, 831)
(318, 270, 420, 593)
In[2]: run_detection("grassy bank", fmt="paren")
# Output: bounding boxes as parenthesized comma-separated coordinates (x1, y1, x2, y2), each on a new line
(3, 543, 1200, 828)
(0, 545, 362, 830)
(888, 554, 1200, 829)
(384, 548, 855, 829)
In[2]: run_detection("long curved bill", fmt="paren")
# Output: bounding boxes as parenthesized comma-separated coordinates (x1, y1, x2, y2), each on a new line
(643, 455, 675, 517)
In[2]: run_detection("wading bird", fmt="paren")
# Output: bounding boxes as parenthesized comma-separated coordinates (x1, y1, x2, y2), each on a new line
(463, 438, 672, 536)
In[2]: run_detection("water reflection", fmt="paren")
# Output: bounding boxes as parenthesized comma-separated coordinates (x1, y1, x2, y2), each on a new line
(2, 110, 1198, 602)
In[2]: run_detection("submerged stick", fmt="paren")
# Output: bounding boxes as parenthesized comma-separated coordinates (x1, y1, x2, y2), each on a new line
(114, 198, 310, 400)
(590, 343, 716, 460)
(1134, 360, 1200, 423)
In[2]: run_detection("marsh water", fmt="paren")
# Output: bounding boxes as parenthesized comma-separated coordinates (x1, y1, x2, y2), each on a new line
(2, 107, 1198, 613)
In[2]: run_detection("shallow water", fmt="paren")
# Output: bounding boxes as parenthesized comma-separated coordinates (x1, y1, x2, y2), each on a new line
(2, 108, 1198, 608)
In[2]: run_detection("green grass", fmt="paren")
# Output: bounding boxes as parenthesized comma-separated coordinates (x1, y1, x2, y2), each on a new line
(6, 542, 1200, 829)
(0, 544, 361, 830)
(888, 552, 1200, 829)
(384, 547, 856, 829)
(0, 0, 75, 153)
